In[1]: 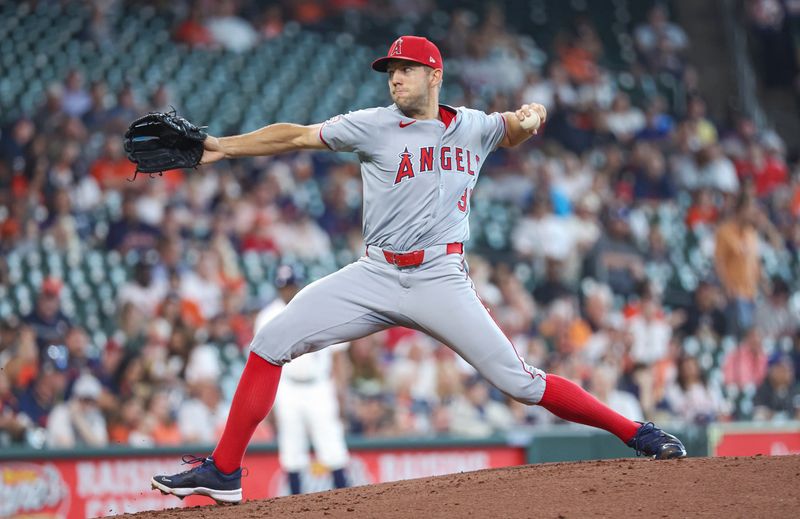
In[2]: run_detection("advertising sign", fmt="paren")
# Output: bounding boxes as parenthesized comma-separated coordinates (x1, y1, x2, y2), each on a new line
(0, 445, 525, 518)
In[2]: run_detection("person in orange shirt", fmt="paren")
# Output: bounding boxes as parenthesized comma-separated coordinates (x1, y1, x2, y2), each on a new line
(714, 195, 761, 336)
(90, 136, 137, 190)
(145, 391, 182, 446)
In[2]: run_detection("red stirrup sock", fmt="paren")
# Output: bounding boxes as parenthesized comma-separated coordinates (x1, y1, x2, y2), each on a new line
(538, 374, 640, 443)
(212, 352, 282, 473)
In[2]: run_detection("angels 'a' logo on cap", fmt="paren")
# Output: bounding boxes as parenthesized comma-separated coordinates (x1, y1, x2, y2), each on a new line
(390, 37, 403, 55)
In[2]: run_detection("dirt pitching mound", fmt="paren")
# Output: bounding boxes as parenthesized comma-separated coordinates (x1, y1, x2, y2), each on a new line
(124, 455, 800, 518)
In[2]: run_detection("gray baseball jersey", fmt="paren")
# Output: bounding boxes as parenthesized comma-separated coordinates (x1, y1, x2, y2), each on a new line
(319, 104, 506, 251)
(251, 104, 547, 406)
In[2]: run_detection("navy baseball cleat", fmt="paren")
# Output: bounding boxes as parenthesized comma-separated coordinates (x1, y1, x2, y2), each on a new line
(151, 455, 243, 504)
(626, 422, 687, 459)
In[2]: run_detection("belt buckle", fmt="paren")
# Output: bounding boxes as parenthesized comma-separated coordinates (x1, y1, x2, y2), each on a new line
(393, 250, 424, 268)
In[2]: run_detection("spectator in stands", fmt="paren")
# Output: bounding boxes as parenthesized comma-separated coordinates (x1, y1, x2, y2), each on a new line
(62, 70, 91, 119)
(84, 1, 112, 47)
(635, 96, 674, 142)
(604, 93, 645, 144)
(0, 369, 27, 446)
(387, 334, 438, 408)
(0, 118, 35, 173)
(271, 206, 334, 261)
(685, 95, 719, 147)
(756, 277, 800, 341)
(443, 10, 475, 59)
(105, 192, 162, 253)
(723, 327, 768, 389)
(258, 4, 285, 39)
(348, 389, 394, 437)
(685, 189, 719, 231)
(533, 258, 574, 308)
(493, 263, 538, 336)
(206, 0, 259, 52)
(179, 250, 224, 320)
(90, 135, 137, 190)
(512, 194, 575, 267)
(576, 281, 620, 363)
(82, 81, 112, 132)
(33, 83, 66, 133)
(678, 280, 728, 340)
(449, 375, 514, 438)
(589, 364, 644, 422)
(554, 23, 601, 86)
(49, 143, 102, 221)
(632, 145, 675, 202)
(695, 144, 740, 195)
(106, 85, 141, 133)
(3, 326, 39, 398)
(143, 390, 182, 446)
(664, 356, 729, 424)
(39, 188, 80, 251)
(627, 282, 673, 366)
(634, 4, 689, 74)
(108, 395, 153, 447)
(583, 206, 645, 297)
(177, 375, 229, 444)
(46, 373, 107, 448)
(23, 278, 71, 353)
(174, 4, 213, 47)
(746, 0, 799, 88)
(16, 358, 67, 440)
(148, 84, 176, 114)
(734, 141, 788, 197)
(63, 326, 100, 387)
(118, 259, 168, 319)
(753, 353, 800, 420)
(347, 334, 386, 396)
(715, 194, 761, 336)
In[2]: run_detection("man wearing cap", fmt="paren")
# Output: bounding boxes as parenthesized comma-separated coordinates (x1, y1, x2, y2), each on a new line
(254, 265, 350, 495)
(153, 35, 686, 504)
(23, 277, 71, 353)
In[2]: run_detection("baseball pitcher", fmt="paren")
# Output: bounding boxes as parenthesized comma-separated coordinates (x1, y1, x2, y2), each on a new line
(151, 35, 686, 504)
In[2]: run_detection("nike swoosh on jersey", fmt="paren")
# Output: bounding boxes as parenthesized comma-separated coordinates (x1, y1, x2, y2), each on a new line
(399, 120, 417, 128)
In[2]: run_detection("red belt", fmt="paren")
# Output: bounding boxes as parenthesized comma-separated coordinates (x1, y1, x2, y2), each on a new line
(378, 242, 463, 268)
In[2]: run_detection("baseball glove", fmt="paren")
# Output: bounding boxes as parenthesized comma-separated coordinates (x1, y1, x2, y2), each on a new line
(123, 110, 207, 179)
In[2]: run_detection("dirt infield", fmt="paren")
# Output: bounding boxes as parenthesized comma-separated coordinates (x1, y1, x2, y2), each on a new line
(125, 455, 800, 518)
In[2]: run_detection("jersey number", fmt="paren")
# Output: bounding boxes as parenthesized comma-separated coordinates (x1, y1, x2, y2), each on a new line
(457, 188, 473, 212)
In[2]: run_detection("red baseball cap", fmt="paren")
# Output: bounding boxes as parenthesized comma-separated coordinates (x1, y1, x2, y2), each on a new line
(372, 36, 443, 72)
(41, 277, 63, 297)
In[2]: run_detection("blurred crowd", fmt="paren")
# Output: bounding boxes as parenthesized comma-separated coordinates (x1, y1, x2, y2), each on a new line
(2, 0, 800, 450)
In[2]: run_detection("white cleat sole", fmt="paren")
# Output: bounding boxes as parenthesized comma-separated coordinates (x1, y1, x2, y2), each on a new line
(151, 478, 242, 504)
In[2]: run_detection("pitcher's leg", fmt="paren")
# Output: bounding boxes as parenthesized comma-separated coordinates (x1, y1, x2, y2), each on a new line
(407, 259, 637, 442)
(212, 352, 282, 473)
(406, 259, 546, 405)
(251, 260, 397, 365)
(154, 260, 400, 498)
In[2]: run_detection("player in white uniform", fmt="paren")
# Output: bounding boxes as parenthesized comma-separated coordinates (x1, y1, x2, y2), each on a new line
(153, 35, 686, 505)
(254, 265, 350, 495)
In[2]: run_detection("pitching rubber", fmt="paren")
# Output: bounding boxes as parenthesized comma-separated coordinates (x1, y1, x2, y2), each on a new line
(150, 478, 242, 505)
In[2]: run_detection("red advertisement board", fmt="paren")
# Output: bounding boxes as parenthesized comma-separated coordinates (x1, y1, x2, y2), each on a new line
(709, 424, 800, 456)
(0, 445, 525, 518)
